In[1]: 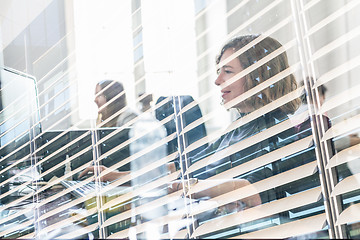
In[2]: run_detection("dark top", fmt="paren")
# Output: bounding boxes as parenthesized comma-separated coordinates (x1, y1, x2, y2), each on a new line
(187, 109, 291, 203)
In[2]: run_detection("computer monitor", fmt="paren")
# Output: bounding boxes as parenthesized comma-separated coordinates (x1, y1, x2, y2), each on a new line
(0, 67, 39, 204)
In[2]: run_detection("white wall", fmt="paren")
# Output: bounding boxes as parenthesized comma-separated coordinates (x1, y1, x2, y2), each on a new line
(72, 0, 134, 120)
(0, 0, 52, 51)
(141, 0, 198, 100)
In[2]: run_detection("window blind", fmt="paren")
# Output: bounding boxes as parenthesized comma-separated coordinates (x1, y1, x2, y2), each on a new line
(0, 0, 359, 239)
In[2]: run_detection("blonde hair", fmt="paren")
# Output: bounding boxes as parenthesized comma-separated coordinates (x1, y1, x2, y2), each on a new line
(216, 35, 300, 115)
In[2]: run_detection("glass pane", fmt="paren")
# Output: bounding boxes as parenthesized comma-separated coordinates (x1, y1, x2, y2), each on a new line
(1, 0, 359, 239)
(0, 67, 40, 238)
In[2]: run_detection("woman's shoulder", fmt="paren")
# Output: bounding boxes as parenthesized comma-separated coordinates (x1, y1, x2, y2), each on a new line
(116, 108, 139, 127)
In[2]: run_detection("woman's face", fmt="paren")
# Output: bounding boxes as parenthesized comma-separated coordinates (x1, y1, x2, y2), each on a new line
(94, 84, 107, 111)
(215, 49, 247, 109)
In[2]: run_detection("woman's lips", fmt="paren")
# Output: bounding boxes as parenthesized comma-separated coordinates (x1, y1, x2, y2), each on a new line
(222, 91, 230, 99)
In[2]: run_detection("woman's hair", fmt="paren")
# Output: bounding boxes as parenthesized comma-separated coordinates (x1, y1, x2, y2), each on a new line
(97, 80, 127, 127)
(216, 35, 301, 115)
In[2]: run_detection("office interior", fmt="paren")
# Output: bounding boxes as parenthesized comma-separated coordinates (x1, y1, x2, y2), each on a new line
(0, 0, 360, 239)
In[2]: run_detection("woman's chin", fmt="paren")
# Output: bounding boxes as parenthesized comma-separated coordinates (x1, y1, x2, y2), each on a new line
(222, 99, 239, 109)
(229, 102, 252, 113)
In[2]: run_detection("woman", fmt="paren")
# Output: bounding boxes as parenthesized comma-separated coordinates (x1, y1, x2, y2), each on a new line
(94, 80, 138, 128)
(81, 80, 167, 182)
(88, 80, 168, 236)
(173, 34, 301, 211)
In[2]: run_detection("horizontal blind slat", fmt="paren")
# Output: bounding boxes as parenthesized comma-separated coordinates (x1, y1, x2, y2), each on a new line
(0, 219, 34, 239)
(38, 208, 98, 236)
(187, 162, 318, 211)
(160, 228, 188, 239)
(56, 222, 99, 239)
(305, 0, 360, 37)
(191, 187, 322, 238)
(313, 55, 360, 89)
(311, 25, 360, 62)
(327, 143, 360, 169)
(102, 190, 183, 228)
(96, 132, 177, 179)
(233, 213, 327, 239)
(100, 171, 179, 211)
(208, 135, 313, 181)
(336, 202, 360, 225)
(319, 83, 360, 115)
(186, 110, 308, 176)
(331, 173, 360, 197)
(322, 114, 360, 141)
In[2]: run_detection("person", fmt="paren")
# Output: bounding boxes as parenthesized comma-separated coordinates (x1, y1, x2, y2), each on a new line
(137, 92, 153, 112)
(298, 77, 360, 152)
(83, 79, 168, 182)
(318, 83, 327, 106)
(90, 80, 140, 181)
(169, 34, 301, 214)
(84, 80, 169, 237)
(294, 78, 332, 140)
(94, 80, 138, 128)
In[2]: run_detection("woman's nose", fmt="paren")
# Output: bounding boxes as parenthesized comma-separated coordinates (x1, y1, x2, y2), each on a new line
(215, 74, 223, 86)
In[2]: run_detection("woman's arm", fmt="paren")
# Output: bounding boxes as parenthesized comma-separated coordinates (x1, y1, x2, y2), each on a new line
(79, 165, 129, 182)
(170, 178, 261, 209)
(195, 178, 261, 208)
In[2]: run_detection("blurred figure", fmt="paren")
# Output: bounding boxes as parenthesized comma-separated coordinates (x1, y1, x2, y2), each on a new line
(318, 83, 327, 106)
(94, 80, 138, 127)
(308, 80, 360, 152)
(155, 95, 208, 173)
(294, 78, 333, 141)
(298, 77, 327, 109)
(137, 93, 153, 112)
(84, 80, 169, 237)
(87, 79, 168, 184)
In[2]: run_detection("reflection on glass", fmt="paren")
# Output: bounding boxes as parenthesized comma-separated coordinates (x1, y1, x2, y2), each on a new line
(0, 67, 40, 238)
(1, 0, 360, 238)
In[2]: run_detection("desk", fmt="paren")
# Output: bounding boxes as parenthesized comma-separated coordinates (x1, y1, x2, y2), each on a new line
(0, 183, 96, 239)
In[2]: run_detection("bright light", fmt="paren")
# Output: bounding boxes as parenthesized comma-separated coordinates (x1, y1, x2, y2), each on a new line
(73, 0, 133, 121)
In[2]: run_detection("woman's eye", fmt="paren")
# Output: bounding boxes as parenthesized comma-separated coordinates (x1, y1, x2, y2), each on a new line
(217, 68, 233, 74)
